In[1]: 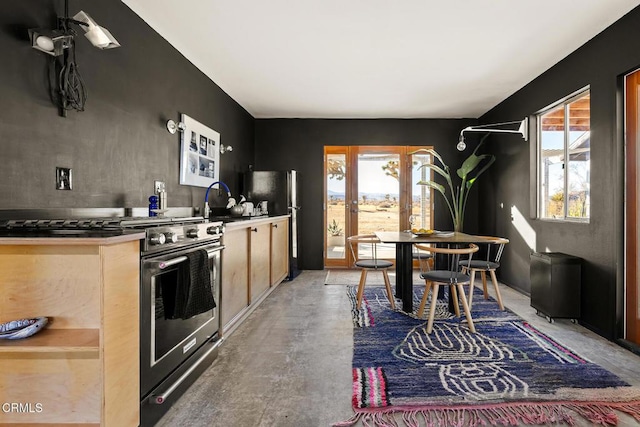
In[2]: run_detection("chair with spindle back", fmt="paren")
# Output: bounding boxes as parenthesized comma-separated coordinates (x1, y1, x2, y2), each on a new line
(459, 236, 509, 310)
(347, 234, 396, 310)
(414, 243, 479, 333)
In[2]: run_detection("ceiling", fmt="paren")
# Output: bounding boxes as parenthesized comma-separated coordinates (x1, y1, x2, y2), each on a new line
(122, 0, 640, 119)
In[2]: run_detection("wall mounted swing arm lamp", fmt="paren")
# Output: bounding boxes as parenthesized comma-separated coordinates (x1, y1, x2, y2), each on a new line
(28, 1, 120, 57)
(457, 118, 528, 151)
(166, 120, 233, 154)
(28, 0, 120, 116)
(166, 119, 186, 134)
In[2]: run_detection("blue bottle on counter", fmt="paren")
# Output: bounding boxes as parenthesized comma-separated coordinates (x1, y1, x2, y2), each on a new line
(149, 195, 159, 217)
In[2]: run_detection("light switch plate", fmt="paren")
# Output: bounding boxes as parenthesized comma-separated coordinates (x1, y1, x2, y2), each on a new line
(154, 180, 165, 194)
(56, 167, 72, 190)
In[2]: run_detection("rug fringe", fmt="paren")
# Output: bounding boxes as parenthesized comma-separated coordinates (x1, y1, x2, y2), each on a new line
(332, 401, 640, 427)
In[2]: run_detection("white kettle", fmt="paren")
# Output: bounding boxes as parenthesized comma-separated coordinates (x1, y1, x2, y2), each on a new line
(242, 202, 254, 216)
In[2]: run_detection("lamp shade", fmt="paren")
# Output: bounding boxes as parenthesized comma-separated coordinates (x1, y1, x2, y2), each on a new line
(73, 11, 120, 49)
(84, 27, 119, 49)
(28, 28, 73, 56)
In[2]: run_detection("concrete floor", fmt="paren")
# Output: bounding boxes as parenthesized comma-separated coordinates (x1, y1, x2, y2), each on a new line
(156, 270, 640, 427)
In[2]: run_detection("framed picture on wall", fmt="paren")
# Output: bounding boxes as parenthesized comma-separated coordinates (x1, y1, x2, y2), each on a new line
(179, 114, 220, 187)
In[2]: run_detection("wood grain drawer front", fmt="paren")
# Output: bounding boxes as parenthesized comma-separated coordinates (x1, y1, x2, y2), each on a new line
(0, 356, 101, 424)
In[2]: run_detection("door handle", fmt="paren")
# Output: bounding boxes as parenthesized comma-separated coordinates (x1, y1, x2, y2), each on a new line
(251, 228, 258, 232)
(145, 246, 224, 270)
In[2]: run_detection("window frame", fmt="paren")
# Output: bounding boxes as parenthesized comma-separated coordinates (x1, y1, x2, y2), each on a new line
(536, 87, 591, 223)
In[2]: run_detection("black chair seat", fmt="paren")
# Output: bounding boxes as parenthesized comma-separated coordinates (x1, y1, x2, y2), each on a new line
(420, 270, 470, 284)
(460, 260, 500, 270)
(355, 259, 393, 269)
(412, 252, 433, 260)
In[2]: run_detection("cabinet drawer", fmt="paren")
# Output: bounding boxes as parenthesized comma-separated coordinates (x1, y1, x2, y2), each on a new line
(0, 356, 101, 424)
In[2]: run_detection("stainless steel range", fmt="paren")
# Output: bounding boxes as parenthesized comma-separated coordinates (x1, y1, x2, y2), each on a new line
(135, 217, 224, 427)
(0, 210, 224, 427)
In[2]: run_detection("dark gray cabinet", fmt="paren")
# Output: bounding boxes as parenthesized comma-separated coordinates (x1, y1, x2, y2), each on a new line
(530, 252, 582, 321)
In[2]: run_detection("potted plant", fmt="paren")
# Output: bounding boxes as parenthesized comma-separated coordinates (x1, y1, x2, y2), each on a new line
(327, 219, 345, 247)
(412, 136, 495, 233)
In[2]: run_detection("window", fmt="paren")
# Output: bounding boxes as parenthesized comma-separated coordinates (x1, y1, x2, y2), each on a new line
(537, 89, 590, 221)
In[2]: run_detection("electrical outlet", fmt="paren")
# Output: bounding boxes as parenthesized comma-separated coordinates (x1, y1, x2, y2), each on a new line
(154, 180, 165, 194)
(56, 167, 72, 190)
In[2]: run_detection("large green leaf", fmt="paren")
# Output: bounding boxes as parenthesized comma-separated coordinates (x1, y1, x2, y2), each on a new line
(417, 180, 456, 222)
(466, 155, 496, 189)
(457, 151, 484, 180)
(409, 148, 445, 167)
(456, 134, 490, 180)
(416, 180, 445, 195)
(417, 163, 450, 181)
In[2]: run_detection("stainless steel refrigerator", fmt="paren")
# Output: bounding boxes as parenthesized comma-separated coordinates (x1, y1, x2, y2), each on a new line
(243, 170, 301, 279)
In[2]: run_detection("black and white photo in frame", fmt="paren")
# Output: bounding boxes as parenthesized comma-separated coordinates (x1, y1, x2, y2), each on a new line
(179, 114, 221, 187)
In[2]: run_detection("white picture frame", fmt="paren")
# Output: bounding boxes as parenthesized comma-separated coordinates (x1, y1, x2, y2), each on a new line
(179, 113, 220, 187)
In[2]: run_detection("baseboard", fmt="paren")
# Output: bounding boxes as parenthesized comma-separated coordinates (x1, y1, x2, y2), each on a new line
(616, 338, 640, 356)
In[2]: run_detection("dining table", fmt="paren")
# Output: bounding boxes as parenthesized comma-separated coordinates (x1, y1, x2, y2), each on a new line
(374, 231, 497, 313)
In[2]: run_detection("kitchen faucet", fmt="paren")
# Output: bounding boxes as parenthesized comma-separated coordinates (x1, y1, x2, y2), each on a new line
(204, 181, 235, 219)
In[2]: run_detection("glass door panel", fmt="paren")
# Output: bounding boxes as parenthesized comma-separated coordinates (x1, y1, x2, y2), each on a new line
(326, 152, 347, 263)
(324, 145, 434, 268)
(355, 150, 400, 259)
(410, 149, 433, 231)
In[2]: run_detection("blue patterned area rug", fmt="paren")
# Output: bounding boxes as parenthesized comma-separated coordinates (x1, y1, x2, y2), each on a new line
(334, 285, 640, 427)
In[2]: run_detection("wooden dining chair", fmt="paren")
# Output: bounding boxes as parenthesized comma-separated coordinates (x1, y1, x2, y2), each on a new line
(347, 235, 396, 310)
(414, 243, 479, 333)
(459, 237, 508, 310)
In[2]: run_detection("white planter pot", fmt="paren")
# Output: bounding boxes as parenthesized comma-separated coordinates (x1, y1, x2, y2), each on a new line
(328, 235, 345, 247)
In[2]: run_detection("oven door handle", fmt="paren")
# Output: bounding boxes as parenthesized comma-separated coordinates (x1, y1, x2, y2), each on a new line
(147, 246, 225, 270)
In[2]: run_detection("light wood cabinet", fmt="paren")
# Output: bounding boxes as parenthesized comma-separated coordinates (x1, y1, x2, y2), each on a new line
(220, 226, 250, 328)
(0, 238, 141, 426)
(250, 223, 272, 300)
(221, 216, 290, 335)
(270, 218, 289, 285)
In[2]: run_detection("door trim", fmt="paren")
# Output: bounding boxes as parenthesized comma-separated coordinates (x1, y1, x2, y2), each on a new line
(625, 68, 640, 345)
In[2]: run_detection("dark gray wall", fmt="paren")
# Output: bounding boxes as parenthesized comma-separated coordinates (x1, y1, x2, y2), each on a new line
(254, 119, 478, 270)
(5, 1, 639, 342)
(0, 0, 254, 211)
(478, 6, 640, 339)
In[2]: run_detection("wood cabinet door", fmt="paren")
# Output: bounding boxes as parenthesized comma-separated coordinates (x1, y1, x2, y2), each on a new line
(221, 227, 250, 328)
(250, 223, 271, 301)
(271, 218, 289, 285)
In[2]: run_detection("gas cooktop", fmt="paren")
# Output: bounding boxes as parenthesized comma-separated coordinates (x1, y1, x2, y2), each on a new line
(0, 216, 206, 230)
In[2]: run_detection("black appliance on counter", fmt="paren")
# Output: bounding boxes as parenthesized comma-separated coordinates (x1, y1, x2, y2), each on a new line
(244, 170, 301, 279)
(0, 210, 224, 427)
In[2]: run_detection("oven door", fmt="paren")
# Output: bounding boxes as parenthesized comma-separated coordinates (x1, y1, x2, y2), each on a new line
(140, 242, 223, 398)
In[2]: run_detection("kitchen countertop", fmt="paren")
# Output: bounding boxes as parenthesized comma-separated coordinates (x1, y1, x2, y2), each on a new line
(0, 214, 290, 244)
(214, 214, 290, 229)
(0, 229, 146, 246)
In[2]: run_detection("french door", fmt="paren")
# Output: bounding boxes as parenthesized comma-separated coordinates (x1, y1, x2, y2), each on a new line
(625, 69, 640, 346)
(324, 146, 433, 268)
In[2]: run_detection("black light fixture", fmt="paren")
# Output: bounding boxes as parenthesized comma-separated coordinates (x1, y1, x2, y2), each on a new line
(457, 118, 528, 151)
(28, 0, 120, 116)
